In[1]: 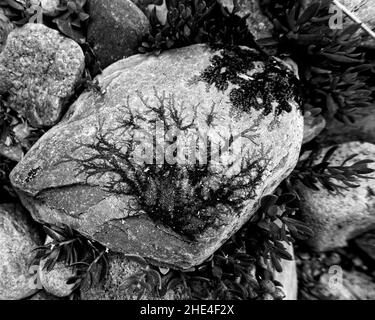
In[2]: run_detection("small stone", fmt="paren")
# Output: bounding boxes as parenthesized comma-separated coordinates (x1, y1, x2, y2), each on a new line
(82, 254, 160, 300)
(0, 23, 84, 127)
(39, 259, 76, 297)
(87, 0, 150, 69)
(298, 142, 375, 251)
(0, 203, 44, 300)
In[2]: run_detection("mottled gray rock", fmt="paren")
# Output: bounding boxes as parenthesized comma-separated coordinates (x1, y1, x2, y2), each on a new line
(39, 259, 76, 297)
(271, 242, 298, 300)
(87, 0, 149, 69)
(298, 142, 375, 251)
(11, 44, 303, 269)
(0, 203, 43, 300)
(0, 23, 85, 127)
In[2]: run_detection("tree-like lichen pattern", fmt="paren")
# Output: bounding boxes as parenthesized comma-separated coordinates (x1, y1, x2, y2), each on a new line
(67, 91, 269, 240)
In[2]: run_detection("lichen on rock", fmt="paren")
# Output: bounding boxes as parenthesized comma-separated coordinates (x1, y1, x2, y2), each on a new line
(192, 45, 300, 117)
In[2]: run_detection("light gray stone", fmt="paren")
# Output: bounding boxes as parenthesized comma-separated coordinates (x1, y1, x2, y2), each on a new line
(11, 44, 303, 269)
(298, 141, 375, 251)
(0, 23, 85, 127)
(0, 203, 44, 300)
(39, 259, 76, 297)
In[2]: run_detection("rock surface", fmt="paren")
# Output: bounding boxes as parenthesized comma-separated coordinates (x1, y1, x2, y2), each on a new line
(87, 0, 150, 69)
(298, 141, 375, 251)
(0, 23, 84, 127)
(39, 259, 76, 297)
(0, 203, 44, 300)
(11, 44, 303, 269)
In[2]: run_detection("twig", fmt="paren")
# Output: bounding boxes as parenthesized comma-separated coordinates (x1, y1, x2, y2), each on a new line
(333, 0, 375, 40)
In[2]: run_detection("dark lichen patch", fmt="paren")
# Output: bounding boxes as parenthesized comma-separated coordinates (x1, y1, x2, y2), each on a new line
(25, 166, 42, 183)
(195, 46, 300, 116)
(66, 91, 268, 240)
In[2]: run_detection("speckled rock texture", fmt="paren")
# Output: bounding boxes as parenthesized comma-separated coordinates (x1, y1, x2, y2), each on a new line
(0, 23, 85, 127)
(87, 0, 150, 69)
(38, 259, 76, 297)
(0, 203, 44, 300)
(10, 44, 303, 269)
(0, 8, 13, 52)
(271, 242, 297, 300)
(298, 141, 375, 252)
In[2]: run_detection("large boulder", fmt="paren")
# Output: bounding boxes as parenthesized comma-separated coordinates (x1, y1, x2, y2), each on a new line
(10, 44, 303, 269)
(0, 23, 85, 127)
(87, 0, 150, 69)
(0, 203, 44, 300)
(298, 141, 375, 252)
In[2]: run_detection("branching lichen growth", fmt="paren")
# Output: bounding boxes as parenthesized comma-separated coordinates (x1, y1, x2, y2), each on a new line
(191, 46, 300, 116)
(65, 91, 268, 239)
